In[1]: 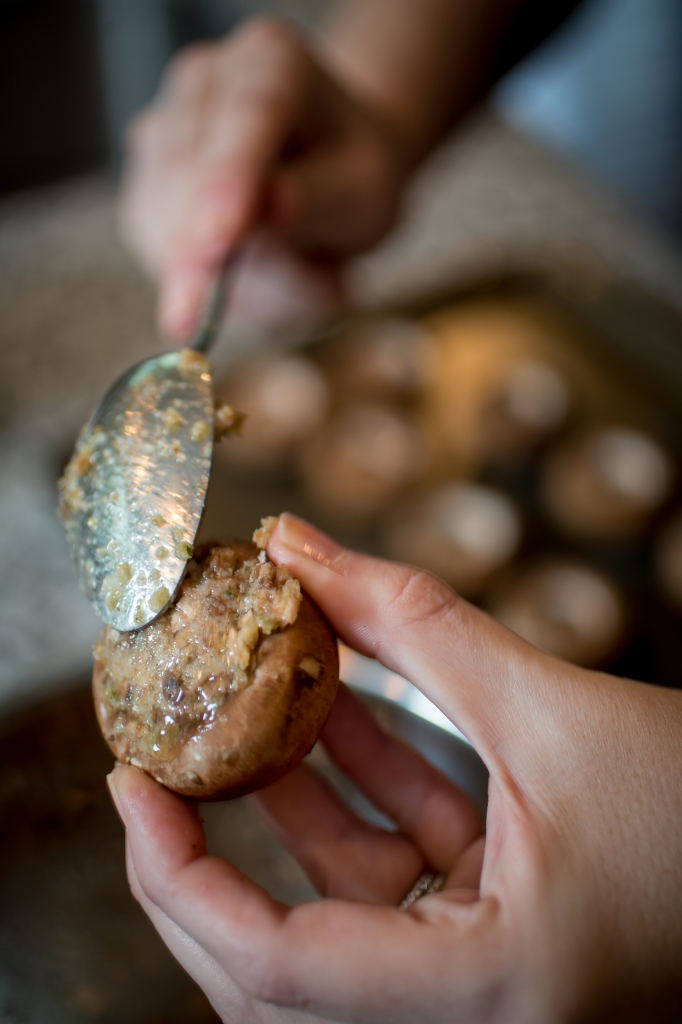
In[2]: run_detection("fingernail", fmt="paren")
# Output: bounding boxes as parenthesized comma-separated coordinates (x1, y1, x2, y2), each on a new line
(106, 769, 128, 829)
(276, 513, 344, 568)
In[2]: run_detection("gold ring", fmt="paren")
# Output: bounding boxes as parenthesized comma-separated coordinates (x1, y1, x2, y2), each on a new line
(399, 872, 446, 909)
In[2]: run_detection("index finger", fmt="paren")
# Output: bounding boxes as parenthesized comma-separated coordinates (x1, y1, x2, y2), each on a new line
(266, 514, 591, 780)
(156, 22, 323, 339)
(170, 20, 320, 265)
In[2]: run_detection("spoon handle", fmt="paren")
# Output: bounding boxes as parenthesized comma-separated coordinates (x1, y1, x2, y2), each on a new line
(191, 250, 241, 354)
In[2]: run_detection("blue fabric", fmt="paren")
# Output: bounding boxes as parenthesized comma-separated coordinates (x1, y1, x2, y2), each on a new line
(495, 0, 682, 232)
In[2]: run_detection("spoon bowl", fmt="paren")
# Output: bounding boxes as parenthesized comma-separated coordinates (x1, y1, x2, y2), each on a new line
(59, 349, 214, 631)
(59, 255, 238, 631)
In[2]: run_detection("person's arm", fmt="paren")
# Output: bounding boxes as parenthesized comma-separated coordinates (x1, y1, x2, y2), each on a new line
(118, 1, 523, 341)
(323, 0, 520, 166)
(109, 513, 682, 1024)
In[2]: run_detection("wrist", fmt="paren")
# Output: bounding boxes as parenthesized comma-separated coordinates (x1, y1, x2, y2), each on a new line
(314, 38, 434, 176)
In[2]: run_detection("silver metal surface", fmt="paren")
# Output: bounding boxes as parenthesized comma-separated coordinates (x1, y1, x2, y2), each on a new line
(193, 261, 234, 354)
(0, 683, 487, 1022)
(338, 643, 472, 745)
(60, 351, 214, 631)
(60, 254, 240, 631)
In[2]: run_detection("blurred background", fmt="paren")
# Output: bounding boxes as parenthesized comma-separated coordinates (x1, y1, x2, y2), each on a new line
(0, 0, 331, 193)
(2, 0, 681, 226)
(2, 1, 682, 1021)
(2, 0, 682, 708)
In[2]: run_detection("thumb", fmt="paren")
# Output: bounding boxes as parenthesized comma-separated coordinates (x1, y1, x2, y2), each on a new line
(267, 514, 587, 774)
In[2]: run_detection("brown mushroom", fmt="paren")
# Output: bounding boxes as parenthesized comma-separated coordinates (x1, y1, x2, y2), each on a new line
(542, 426, 673, 541)
(92, 533, 338, 799)
(215, 355, 329, 471)
(386, 482, 521, 598)
(300, 404, 428, 523)
(488, 559, 626, 667)
(655, 509, 682, 612)
(478, 358, 570, 466)
(327, 316, 435, 401)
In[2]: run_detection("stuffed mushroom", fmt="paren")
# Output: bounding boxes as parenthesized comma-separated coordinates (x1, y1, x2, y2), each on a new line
(93, 521, 338, 799)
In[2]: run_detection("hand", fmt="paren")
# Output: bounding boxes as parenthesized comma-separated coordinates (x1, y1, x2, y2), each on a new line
(109, 514, 682, 1023)
(118, 18, 409, 341)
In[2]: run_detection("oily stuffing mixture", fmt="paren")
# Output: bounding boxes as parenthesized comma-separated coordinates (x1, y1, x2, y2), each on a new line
(94, 535, 300, 763)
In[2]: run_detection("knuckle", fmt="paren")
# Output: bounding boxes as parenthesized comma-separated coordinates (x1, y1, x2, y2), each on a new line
(385, 566, 460, 632)
(238, 959, 295, 1007)
(139, 859, 164, 899)
(224, 17, 308, 106)
(166, 41, 213, 88)
(234, 15, 297, 52)
(128, 862, 160, 909)
(228, 911, 317, 1011)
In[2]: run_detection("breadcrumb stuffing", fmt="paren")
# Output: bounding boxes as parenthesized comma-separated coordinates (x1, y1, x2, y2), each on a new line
(178, 349, 211, 376)
(253, 516, 279, 550)
(215, 404, 246, 441)
(189, 419, 211, 443)
(58, 425, 105, 518)
(161, 407, 185, 435)
(95, 542, 301, 761)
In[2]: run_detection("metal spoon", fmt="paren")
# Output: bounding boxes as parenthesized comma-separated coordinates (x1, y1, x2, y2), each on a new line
(59, 256, 239, 632)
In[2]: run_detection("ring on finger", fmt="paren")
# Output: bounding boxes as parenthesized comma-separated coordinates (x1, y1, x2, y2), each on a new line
(399, 872, 446, 910)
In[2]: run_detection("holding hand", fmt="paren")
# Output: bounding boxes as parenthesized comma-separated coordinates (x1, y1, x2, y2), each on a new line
(119, 19, 409, 341)
(109, 514, 682, 1024)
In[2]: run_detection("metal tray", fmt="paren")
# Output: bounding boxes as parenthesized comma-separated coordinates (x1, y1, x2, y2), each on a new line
(0, 682, 487, 1024)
